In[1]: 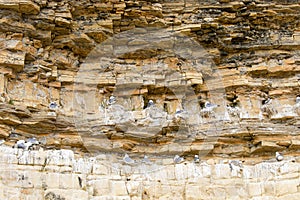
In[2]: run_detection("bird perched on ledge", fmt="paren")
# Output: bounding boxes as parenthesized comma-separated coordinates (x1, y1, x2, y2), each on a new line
(174, 155, 184, 164)
(294, 96, 300, 115)
(194, 155, 200, 163)
(261, 97, 277, 117)
(147, 100, 155, 107)
(276, 152, 283, 162)
(200, 101, 219, 118)
(123, 153, 135, 164)
(229, 160, 243, 172)
(108, 95, 116, 105)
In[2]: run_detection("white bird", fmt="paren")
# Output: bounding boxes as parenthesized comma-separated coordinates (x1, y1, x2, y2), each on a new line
(263, 98, 272, 105)
(15, 140, 27, 149)
(226, 105, 241, 117)
(261, 98, 277, 117)
(27, 137, 39, 145)
(108, 95, 116, 105)
(200, 101, 219, 118)
(229, 160, 243, 171)
(204, 102, 219, 109)
(123, 154, 135, 164)
(296, 96, 300, 104)
(175, 109, 187, 120)
(276, 152, 283, 161)
(142, 155, 151, 164)
(173, 155, 184, 164)
(147, 100, 154, 107)
(49, 102, 58, 110)
(294, 96, 300, 115)
(194, 155, 200, 163)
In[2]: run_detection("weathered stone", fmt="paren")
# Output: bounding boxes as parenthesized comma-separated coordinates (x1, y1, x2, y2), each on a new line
(0, 50, 25, 72)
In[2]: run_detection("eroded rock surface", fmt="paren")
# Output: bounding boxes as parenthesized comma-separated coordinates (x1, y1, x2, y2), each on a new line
(0, 0, 299, 159)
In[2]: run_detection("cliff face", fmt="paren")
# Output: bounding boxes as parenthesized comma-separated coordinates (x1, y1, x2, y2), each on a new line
(0, 0, 299, 157)
(0, 146, 300, 200)
(0, 0, 300, 199)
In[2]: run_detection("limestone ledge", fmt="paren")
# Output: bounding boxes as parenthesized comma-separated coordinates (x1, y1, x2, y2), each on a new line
(0, 146, 299, 199)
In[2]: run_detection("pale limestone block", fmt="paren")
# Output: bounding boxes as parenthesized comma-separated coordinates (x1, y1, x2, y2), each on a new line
(248, 182, 263, 197)
(44, 172, 60, 188)
(125, 181, 142, 196)
(93, 163, 109, 175)
(88, 179, 110, 196)
(263, 181, 276, 196)
(175, 164, 189, 180)
(214, 164, 231, 179)
(44, 189, 88, 200)
(275, 180, 298, 196)
(110, 180, 128, 196)
(277, 193, 300, 200)
(201, 164, 212, 178)
(210, 186, 226, 200)
(44, 165, 60, 172)
(59, 173, 82, 189)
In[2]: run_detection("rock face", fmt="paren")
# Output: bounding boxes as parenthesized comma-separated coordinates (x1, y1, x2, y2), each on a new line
(0, 0, 299, 158)
(0, 146, 300, 199)
(0, 0, 300, 198)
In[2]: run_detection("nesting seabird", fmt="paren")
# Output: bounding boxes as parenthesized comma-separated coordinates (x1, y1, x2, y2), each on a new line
(226, 105, 241, 117)
(147, 100, 154, 107)
(194, 155, 200, 163)
(15, 140, 27, 149)
(173, 155, 184, 164)
(204, 102, 219, 109)
(123, 154, 135, 164)
(27, 137, 39, 145)
(261, 98, 277, 117)
(108, 95, 116, 105)
(27, 137, 40, 150)
(229, 160, 243, 171)
(296, 96, 300, 104)
(276, 152, 283, 161)
(142, 155, 151, 164)
(49, 102, 58, 110)
(294, 96, 300, 115)
(175, 109, 187, 120)
(200, 101, 219, 118)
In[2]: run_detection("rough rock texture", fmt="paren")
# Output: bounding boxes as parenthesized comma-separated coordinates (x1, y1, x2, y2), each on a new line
(0, 0, 299, 158)
(0, 147, 299, 199)
(0, 0, 300, 198)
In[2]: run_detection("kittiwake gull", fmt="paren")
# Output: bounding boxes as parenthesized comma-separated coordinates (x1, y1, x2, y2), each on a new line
(49, 102, 58, 110)
(200, 101, 219, 118)
(294, 96, 300, 115)
(194, 155, 200, 163)
(173, 155, 184, 164)
(27, 137, 39, 145)
(147, 100, 154, 107)
(296, 96, 300, 104)
(261, 97, 277, 117)
(123, 153, 135, 164)
(226, 104, 241, 117)
(276, 152, 283, 161)
(142, 155, 151, 164)
(229, 160, 243, 171)
(15, 140, 27, 150)
(108, 95, 116, 105)
(204, 102, 219, 109)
